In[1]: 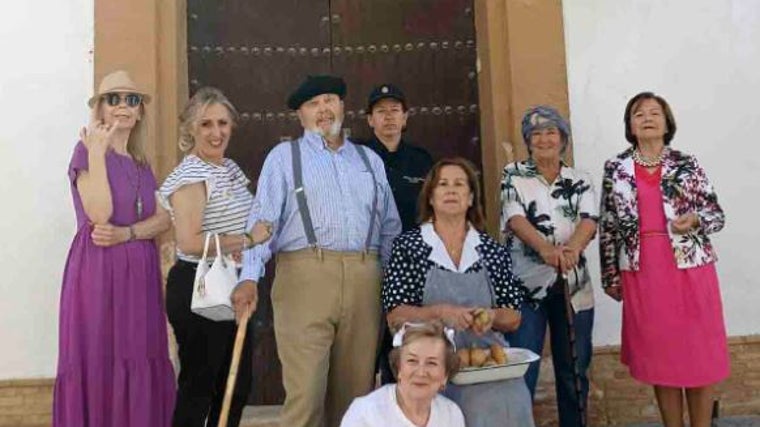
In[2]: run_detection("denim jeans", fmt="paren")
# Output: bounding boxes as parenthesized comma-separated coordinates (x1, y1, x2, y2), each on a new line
(506, 290, 594, 427)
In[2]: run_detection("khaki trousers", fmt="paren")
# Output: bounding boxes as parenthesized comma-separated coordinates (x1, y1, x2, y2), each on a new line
(272, 249, 381, 427)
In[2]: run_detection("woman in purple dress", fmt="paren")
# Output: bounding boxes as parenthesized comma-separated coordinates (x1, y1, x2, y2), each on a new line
(53, 70, 176, 426)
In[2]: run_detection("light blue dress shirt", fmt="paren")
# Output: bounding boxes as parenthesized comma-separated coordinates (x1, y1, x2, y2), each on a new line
(240, 130, 402, 283)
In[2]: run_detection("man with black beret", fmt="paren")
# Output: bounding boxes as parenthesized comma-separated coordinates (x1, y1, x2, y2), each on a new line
(361, 83, 434, 386)
(234, 75, 401, 427)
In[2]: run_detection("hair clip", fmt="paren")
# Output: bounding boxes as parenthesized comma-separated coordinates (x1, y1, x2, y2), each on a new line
(391, 322, 457, 351)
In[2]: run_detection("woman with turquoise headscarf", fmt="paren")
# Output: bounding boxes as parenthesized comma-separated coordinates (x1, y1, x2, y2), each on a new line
(501, 106, 598, 427)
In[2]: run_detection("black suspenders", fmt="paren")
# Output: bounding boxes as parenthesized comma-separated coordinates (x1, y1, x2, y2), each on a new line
(289, 139, 378, 252)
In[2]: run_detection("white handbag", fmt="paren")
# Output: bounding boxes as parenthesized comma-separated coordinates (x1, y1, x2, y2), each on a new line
(191, 233, 238, 321)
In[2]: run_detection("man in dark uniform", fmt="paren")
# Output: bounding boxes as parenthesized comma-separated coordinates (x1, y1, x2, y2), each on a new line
(362, 83, 434, 385)
(363, 84, 434, 232)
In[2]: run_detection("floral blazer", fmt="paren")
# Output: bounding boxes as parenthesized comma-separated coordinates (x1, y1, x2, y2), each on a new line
(599, 147, 725, 288)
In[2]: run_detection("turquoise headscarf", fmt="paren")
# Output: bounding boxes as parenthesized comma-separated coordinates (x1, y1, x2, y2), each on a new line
(520, 105, 571, 153)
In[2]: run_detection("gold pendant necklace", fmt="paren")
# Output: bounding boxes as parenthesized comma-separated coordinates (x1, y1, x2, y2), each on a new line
(118, 154, 143, 219)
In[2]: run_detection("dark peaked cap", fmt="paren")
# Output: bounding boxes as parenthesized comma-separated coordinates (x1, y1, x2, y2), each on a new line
(367, 83, 406, 112)
(287, 75, 347, 110)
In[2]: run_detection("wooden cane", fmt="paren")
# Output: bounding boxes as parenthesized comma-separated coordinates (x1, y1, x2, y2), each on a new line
(559, 272, 587, 427)
(217, 308, 252, 427)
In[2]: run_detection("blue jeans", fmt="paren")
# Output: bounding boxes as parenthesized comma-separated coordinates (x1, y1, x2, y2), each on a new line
(506, 290, 594, 427)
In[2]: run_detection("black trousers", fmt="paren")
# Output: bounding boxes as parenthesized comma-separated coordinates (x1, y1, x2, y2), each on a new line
(375, 323, 396, 385)
(166, 260, 253, 427)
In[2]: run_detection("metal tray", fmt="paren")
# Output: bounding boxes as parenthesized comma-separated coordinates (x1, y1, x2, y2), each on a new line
(451, 347, 540, 385)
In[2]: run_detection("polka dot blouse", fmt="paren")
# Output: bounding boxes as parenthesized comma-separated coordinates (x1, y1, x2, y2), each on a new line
(381, 226, 526, 313)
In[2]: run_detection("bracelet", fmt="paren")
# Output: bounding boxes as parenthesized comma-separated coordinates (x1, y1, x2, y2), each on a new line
(128, 225, 136, 242)
(242, 233, 252, 250)
(246, 231, 258, 246)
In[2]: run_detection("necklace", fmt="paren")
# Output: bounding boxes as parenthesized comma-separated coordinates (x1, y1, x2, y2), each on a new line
(632, 148, 666, 168)
(117, 153, 143, 219)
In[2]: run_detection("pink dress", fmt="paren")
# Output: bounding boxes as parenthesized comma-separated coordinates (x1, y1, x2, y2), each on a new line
(620, 163, 729, 387)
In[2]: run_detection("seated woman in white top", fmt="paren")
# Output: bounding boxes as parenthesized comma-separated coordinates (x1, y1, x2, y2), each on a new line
(341, 321, 465, 427)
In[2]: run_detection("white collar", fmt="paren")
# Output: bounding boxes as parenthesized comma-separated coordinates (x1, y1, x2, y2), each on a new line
(420, 222, 480, 273)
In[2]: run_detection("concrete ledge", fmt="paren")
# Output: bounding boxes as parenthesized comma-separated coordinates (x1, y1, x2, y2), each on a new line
(240, 405, 281, 427)
(3, 334, 760, 426)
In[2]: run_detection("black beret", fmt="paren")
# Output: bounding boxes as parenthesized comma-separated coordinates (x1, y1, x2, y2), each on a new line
(367, 83, 406, 112)
(287, 75, 347, 110)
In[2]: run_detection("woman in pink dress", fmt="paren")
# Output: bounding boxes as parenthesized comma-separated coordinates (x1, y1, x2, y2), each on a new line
(53, 70, 176, 426)
(599, 92, 728, 427)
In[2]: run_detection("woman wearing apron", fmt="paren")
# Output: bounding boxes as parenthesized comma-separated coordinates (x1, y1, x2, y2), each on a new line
(382, 158, 535, 426)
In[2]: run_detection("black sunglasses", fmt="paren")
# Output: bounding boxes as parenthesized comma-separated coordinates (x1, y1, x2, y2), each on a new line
(103, 93, 142, 107)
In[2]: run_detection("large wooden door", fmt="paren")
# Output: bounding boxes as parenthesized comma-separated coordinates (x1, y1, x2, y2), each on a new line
(187, 0, 478, 405)
(331, 0, 481, 163)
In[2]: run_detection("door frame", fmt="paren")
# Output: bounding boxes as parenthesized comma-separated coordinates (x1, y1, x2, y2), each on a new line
(93, 0, 571, 236)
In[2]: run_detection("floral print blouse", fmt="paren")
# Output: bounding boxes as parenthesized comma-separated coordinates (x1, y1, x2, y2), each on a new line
(500, 159, 598, 311)
(599, 147, 725, 288)
(381, 224, 526, 313)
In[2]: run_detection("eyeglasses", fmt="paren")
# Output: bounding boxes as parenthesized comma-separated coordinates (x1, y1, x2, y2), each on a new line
(103, 93, 143, 107)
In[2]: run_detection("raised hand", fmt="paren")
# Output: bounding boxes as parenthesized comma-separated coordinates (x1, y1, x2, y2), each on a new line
(80, 120, 118, 155)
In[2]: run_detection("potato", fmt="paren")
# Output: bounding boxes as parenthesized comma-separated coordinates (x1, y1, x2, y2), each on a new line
(490, 343, 507, 365)
(472, 308, 492, 333)
(457, 348, 471, 367)
(469, 347, 488, 367)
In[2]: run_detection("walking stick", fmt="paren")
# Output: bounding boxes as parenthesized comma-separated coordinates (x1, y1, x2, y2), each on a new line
(559, 272, 587, 427)
(217, 308, 252, 427)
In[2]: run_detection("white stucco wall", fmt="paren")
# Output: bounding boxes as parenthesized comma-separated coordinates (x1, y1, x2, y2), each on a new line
(563, 0, 760, 346)
(1, 0, 757, 380)
(0, 1, 93, 378)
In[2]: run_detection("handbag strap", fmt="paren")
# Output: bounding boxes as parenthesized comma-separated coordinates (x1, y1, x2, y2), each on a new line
(200, 232, 212, 263)
(213, 233, 227, 267)
(195, 233, 212, 296)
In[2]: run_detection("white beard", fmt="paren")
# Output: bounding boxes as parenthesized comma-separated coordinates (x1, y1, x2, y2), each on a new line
(312, 119, 343, 139)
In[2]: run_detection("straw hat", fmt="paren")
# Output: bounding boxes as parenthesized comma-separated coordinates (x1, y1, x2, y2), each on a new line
(87, 70, 152, 107)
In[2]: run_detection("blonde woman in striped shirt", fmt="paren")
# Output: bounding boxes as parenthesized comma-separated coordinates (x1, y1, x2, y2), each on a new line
(159, 87, 271, 427)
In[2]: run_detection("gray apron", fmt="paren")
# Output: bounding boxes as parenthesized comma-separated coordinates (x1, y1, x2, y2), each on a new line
(422, 267, 535, 427)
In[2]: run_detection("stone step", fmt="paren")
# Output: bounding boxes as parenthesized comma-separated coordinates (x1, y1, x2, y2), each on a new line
(238, 406, 760, 427)
(239, 405, 281, 427)
(613, 416, 760, 427)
